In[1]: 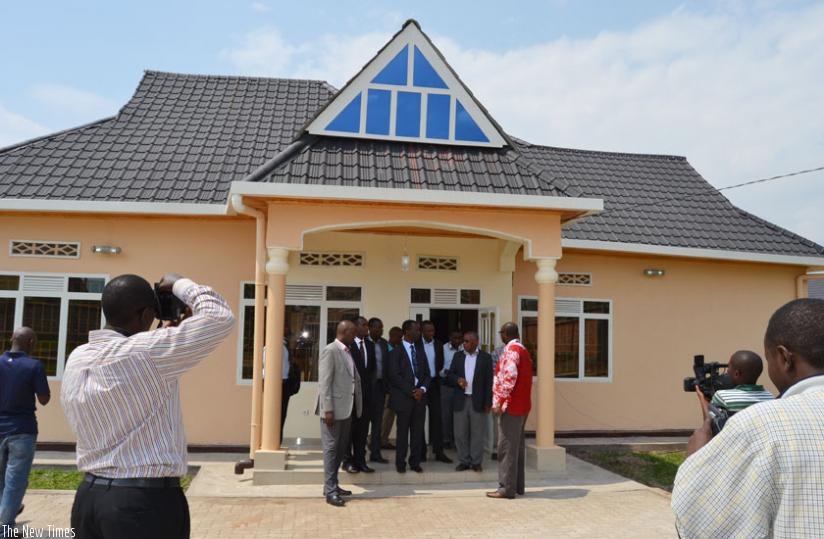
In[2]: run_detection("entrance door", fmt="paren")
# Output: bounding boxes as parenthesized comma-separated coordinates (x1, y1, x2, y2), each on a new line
(478, 307, 498, 353)
(409, 307, 479, 343)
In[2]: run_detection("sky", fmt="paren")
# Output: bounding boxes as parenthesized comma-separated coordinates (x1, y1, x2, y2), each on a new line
(2, 0, 823, 247)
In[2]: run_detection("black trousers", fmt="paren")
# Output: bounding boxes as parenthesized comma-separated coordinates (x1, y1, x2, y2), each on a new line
(368, 378, 386, 457)
(395, 399, 426, 468)
(71, 480, 190, 539)
(421, 379, 444, 456)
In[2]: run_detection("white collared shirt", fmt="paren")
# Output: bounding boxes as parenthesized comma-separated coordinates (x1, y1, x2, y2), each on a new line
(423, 338, 436, 379)
(464, 348, 479, 395)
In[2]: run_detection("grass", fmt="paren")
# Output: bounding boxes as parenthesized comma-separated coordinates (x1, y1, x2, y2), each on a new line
(565, 447, 686, 491)
(29, 469, 193, 491)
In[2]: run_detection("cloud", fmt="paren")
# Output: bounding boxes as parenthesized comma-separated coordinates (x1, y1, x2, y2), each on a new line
(0, 104, 49, 148)
(222, 3, 824, 245)
(251, 2, 270, 13)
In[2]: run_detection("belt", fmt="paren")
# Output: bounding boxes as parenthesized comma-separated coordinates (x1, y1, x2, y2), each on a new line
(84, 473, 180, 489)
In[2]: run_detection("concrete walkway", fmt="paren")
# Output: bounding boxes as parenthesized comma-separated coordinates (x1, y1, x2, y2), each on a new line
(21, 446, 679, 538)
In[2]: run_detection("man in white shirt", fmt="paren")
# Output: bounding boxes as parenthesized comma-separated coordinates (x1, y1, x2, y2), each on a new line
(672, 298, 824, 538)
(441, 331, 463, 450)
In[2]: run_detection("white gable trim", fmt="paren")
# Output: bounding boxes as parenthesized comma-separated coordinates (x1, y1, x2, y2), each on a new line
(230, 181, 603, 213)
(562, 238, 824, 267)
(0, 198, 227, 216)
(306, 21, 507, 148)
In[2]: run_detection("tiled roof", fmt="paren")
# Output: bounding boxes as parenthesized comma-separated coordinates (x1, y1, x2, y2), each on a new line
(260, 136, 582, 197)
(0, 71, 334, 203)
(517, 141, 824, 257)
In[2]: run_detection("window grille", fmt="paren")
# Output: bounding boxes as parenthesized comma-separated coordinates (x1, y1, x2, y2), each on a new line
(417, 256, 458, 271)
(558, 272, 592, 286)
(299, 252, 363, 267)
(10, 241, 80, 259)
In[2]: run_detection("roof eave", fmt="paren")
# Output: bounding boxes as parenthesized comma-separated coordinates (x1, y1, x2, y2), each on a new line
(0, 199, 228, 216)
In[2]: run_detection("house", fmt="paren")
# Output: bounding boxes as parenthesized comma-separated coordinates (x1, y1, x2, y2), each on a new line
(2, 20, 822, 476)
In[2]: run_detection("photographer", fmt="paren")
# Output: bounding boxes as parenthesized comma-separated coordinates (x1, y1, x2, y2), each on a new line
(61, 274, 234, 539)
(672, 299, 824, 538)
(708, 350, 773, 413)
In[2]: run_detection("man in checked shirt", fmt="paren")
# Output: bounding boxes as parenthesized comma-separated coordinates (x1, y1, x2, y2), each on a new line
(672, 298, 824, 538)
(61, 273, 234, 539)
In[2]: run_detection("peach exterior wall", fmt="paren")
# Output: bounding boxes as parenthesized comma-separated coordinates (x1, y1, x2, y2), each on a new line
(0, 213, 256, 445)
(513, 250, 806, 432)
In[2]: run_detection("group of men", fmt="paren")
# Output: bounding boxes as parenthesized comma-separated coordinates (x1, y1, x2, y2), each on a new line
(315, 317, 534, 507)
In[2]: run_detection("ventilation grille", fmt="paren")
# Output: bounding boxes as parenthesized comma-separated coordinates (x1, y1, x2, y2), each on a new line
(418, 256, 458, 271)
(300, 252, 363, 267)
(285, 285, 323, 302)
(432, 288, 459, 305)
(21, 275, 65, 293)
(555, 298, 583, 315)
(10, 241, 79, 259)
(558, 273, 592, 286)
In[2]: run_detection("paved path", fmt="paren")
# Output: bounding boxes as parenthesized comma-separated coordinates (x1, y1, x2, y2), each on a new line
(20, 451, 677, 538)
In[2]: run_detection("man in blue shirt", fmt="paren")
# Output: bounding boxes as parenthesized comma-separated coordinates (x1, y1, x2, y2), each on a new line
(0, 327, 50, 529)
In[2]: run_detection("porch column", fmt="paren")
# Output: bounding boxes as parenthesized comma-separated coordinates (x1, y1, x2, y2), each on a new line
(527, 257, 566, 471)
(254, 247, 289, 481)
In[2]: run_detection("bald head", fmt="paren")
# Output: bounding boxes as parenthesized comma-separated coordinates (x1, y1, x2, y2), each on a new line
(102, 274, 158, 332)
(728, 350, 763, 385)
(10, 327, 36, 354)
(500, 322, 520, 343)
(336, 320, 357, 346)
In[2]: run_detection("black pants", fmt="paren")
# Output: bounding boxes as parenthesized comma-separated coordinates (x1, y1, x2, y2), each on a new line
(280, 380, 291, 444)
(395, 399, 426, 468)
(368, 378, 386, 457)
(421, 379, 444, 457)
(71, 480, 190, 539)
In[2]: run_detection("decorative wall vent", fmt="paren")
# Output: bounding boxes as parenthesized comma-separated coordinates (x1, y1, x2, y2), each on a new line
(10, 240, 80, 259)
(299, 252, 363, 267)
(285, 284, 324, 302)
(558, 273, 592, 286)
(432, 288, 459, 305)
(418, 256, 458, 271)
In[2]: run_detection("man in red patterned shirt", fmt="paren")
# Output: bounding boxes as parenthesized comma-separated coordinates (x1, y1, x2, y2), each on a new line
(487, 322, 533, 499)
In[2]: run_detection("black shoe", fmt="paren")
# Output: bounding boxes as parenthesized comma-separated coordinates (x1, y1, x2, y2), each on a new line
(410, 465, 423, 473)
(472, 464, 483, 472)
(516, 489, 525, 495)
(345, 464, 360, 473)
(326, 493, 346, 507)
(336, 487, 352, 496)
(370, 455, 389, 464)
(382, 442, 396, 450)
(358, 464, 375, 473)
(396, 465, 406, 473)
(455, 463, 470, 471)
(435, 454, 453, 464)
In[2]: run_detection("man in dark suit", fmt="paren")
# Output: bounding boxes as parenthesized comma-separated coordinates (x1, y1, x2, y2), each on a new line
(387, 320, 429, 473)
(367, 317, 390, 464)
(343, 316, 375, 473)
(419, 321, 452, 463)
(445, 330, 493, 471)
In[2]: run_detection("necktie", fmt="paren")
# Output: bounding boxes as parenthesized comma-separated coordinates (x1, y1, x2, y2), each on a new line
(359, 340, 366, 368)
(409, 344, 417, 377)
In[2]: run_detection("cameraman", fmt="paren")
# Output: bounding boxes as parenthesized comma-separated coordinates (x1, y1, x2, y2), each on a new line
(709, 350, 773, 413)
(61, 274, 234, 539)
(672, 299, 824, 538)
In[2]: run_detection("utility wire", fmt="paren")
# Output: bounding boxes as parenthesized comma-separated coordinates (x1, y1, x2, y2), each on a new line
(599, 164, 824, 216)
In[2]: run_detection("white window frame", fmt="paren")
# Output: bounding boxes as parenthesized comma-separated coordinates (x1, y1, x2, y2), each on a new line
(0, 271, 107, 379)
(517, 295, 613, 382)
(236, 282, 363, 385)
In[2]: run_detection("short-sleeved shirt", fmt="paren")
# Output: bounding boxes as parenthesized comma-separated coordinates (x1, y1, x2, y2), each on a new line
(0, 351, 50, 437)
(710, 384, 774, 412)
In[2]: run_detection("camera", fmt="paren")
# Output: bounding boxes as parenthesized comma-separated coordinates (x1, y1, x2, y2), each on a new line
(682, 354, 734, 398)
(154, 283, 187, 321)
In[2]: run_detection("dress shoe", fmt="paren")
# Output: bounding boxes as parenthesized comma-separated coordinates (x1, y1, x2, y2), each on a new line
(455, 463, 470, 471)
(516, 489, 525, 496)
(472, 464, 483, 472)
(410, 465, 424, 473)
(326, 493, 346, 507)
(486, 490, 514, 499)
(435, 454, 453, 464)
(344, 463, 360, 473)
(336, 487, 352, 496)
(370, 455, 389, 464)
(396, 465, 406, 473)
(358, 464, 375, 473)
(382, 442, 396, 450)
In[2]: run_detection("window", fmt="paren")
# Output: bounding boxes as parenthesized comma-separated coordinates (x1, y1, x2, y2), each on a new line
(238, 283, 361, 383)
(0, 273, 105, 377)
(518, 296, 612, 380)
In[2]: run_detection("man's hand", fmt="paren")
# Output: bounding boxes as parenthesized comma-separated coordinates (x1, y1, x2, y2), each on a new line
(483, 405, 490, 414)
(685, 387, 713, 456)
(324, 411, 335, 426)
(457, 377, 467, 389)
(491, 405, 503, 416)
(412, 388, 423, 401)
(156, 273, 184, 293)
(695, 387, 710, 420)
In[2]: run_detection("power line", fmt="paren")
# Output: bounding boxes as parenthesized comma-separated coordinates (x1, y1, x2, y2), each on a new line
(601, 164, 824, 215)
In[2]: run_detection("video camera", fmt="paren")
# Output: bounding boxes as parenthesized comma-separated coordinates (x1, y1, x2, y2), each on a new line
(154, 282, 187, 321)
(683, 354, 736, 434)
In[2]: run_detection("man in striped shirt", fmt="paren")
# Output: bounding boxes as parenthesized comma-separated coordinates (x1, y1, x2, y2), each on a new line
(61, 273, 234, 539)
(673, 298, 824, 538)
(710, 350, 773, 412)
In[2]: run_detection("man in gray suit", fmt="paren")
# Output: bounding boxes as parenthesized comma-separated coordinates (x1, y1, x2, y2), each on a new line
(445, 331, 493, 472)
(316, 320, 362, 507)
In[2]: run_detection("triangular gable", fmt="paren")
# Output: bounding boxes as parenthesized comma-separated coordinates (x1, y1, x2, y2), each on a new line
(307, 20, 507, 148)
